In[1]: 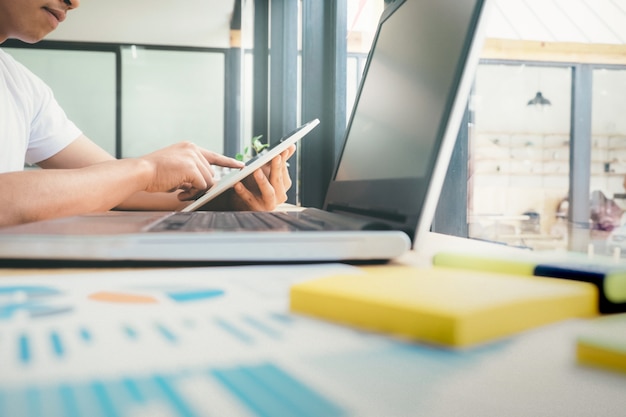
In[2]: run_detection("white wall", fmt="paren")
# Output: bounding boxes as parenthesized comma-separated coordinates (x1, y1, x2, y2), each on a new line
(48, 0, 234, 47)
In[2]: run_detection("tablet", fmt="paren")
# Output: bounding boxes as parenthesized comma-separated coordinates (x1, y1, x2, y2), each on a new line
(182, 118, 320, 212)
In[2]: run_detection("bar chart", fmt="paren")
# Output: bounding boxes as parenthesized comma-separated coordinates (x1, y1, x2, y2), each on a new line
(0, 265, 364, 417)
(0, 361, 346, 417)
(9, 310, 302, 367)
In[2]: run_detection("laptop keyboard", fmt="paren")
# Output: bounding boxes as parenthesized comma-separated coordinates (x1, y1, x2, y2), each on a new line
(146, 211, 340, 232)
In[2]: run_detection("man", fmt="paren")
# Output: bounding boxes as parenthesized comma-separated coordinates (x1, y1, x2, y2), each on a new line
(0, 0, 295, 227)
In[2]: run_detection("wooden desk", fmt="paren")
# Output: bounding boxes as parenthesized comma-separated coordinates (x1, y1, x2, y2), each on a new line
(0, 233, 623, 417)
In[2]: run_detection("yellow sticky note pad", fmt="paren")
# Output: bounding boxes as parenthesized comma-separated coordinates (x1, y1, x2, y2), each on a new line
(290, 266, 598, 347)
(577, 313, 626, 374)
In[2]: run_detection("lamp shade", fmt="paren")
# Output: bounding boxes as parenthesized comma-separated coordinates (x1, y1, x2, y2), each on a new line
(527, 91, 551, 106)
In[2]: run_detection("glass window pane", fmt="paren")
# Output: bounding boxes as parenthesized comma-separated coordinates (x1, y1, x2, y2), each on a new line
(345, 0, 385, 118)
(121, 47, 225, 157)
(591, 69, 626, 235)
(470, 64, 572, 250)
(5, 47, 116, 156)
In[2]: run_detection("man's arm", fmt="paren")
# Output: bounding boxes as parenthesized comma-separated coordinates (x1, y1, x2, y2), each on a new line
(52, 134, 298, 213)
(0, 156, 157, 226)
(0, 135, 239, 226)
(0, 135, 296, 226)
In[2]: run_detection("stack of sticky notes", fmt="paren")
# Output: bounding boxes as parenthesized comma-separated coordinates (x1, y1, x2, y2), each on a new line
(290, 266, 597, 347)
(577, 313, 626, 374)
(433, 251, 626, 313)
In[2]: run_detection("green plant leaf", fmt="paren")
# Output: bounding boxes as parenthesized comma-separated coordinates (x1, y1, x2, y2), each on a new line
(251, 135, 268, 153)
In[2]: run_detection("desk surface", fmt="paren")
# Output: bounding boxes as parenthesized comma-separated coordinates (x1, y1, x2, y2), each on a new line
(0, 232, 624, 417)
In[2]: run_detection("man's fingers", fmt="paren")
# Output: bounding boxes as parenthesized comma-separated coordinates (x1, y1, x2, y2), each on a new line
(202, 150, 245, 169)
(279, 150, 292, 188)
(194, 157, 215, 189)
(260, 164, 286, 206)
(284, 144, 296, 160)
(233, 182, 263, 210)
(249, 169, 278, 211)
(268, 156, 287, 196)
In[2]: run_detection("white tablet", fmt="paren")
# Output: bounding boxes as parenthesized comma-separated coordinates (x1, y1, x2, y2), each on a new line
(182, 118, 320, 212)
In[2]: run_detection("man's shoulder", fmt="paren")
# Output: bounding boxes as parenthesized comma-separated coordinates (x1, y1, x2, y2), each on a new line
(0, 47, 19, 67)
(0, 47, 50, 98)
(0, 47, 30, 80)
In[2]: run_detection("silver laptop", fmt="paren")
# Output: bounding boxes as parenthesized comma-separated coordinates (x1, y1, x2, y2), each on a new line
(0, 0, 491, 265)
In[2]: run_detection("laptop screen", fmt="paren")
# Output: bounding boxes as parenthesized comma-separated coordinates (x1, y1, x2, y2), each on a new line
(325, 0, 487, 240)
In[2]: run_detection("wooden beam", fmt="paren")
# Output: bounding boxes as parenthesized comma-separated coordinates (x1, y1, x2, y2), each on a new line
(482, 38, 626, 65)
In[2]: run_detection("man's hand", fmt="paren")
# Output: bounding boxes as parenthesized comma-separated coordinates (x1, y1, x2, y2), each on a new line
(203, 145, 296, 211)
(139, 142, 244, 201)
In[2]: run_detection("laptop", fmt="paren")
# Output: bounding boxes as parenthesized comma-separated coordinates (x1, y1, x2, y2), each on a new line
(0, 0, 491, 265)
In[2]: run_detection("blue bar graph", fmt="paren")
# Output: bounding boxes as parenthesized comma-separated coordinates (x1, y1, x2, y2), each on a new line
(26, 387, 41, 417)
(92, 382, 115, 417)
(211, 363, 345, 417)
(152, 376, 199, 417)
(0, 363, 345, 417)
(50, 332, 65, 358)
(1, 377, 179, 417)
(79, 328, 92, 343)
(155, 323, 177, 344)
(166, 288, 224, 303)
(59, 384, 82, 417)
(123, 326, 138, 341)
(19, 333, 31, 365)
(121, 378, 144, 404)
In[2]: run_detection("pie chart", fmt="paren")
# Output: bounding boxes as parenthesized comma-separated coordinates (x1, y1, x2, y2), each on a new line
(0, 285, 72, 320)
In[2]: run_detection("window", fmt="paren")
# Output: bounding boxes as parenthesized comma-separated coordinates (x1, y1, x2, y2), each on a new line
(467, 60, 626, 253)
(590, 68, 626, 237)
(6, 43, 228, 160)
(120, 47, 225, 157)
(469, 63, 573, 250)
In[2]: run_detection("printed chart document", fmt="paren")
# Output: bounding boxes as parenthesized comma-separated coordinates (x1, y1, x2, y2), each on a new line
(0, 265, 624, 417)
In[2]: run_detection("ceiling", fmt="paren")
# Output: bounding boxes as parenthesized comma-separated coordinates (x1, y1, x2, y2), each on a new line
(45, 0, 626, 48)
(487, 0, 626, 44)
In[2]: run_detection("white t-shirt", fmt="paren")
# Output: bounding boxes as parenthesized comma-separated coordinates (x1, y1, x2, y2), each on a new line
(0, 48, 81, 173)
